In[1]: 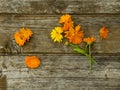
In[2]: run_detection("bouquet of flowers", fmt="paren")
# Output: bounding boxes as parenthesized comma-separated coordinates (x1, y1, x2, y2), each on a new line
(50, 14, 109, 72)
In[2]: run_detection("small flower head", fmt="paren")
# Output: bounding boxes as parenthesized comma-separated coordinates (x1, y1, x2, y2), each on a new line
(14, 28, 33, 46)
(62, 21, 74, 31)
(20, 28, 33, 41)
(14, 32, 25, 46)
(25, 56, 41, 69)
(59, 14, 74, 31)
(100, 26, 109, 39)
(50, 27, 63, 43)
(83, 37, 96, 44)
(65, 25, 84, 44)
(59, 14, 72, 24)
(65, 41, 69, 46)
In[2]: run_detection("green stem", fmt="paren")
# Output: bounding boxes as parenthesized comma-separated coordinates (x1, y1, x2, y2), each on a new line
(69, 42, 97, 72)
(88, 44, 92, 72)
(91, 57, 97, 64)
(89, 44, 91, 57)
(85, 44, 89, 53)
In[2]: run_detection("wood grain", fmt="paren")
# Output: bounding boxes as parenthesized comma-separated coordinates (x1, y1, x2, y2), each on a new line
(0, 75, 7, 90)
(0, 55, 120, 90)
(0, 15, 120, 54)
(7, 78, 120, 90)
(0, 0, 120, 90)
(0, 0, 119, 14)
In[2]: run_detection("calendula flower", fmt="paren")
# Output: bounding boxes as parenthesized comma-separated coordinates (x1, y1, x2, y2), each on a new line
(50, 14, 110, 72)
(14, 28, 33, 46)
(25, 56, 41, 69)
(83, 37, 96, 44)
(14, 32, 25, 46)
(59, 14, 72, 24)
(83, 37, 96, 72)
(59, 14, 74, 31)
(62, 21, 74, 31)
(65, 25, 84, 44)
(100, 26, 109, 39)
(50, 27, 63, 43)
(20, 28, 33, 41)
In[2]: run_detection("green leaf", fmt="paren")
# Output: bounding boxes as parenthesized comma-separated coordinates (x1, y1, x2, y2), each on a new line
(73, 47, 86, 55)
(68, 43, 87, 55)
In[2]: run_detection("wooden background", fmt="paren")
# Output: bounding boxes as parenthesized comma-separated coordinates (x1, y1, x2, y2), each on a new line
(0, 0, 120, 90)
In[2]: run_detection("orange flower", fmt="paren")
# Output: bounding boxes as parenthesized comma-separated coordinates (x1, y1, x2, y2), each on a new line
(25, 56, 41, 69)
(65, 25, 84, 44)
(20, 28, 33, 41)
(59, 14, 74, 31)
(100, 26, 109, 39)
(14, 32, 25, 46)
(14, 28, 33, 46)
(83, 37, 96, 44)
(62, 21, 74, 31)
(59, 14, 72, 24)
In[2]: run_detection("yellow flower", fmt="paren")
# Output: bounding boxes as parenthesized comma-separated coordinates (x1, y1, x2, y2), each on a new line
(100, 26, 109, 39)
(65, 25, 84, 44)
(83, 37, 96, 44)
(50, 27, 63, 43)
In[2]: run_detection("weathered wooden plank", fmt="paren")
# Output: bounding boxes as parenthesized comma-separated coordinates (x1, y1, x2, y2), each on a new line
(1, 55, 120, 78)
(0, 15, 120, 54)
(0, 0, 120, 14)
(7, 78, 120, 90)
(0, 55, 119, 90)
(0, 0, 119, 90)
(0, 75, 7, 90)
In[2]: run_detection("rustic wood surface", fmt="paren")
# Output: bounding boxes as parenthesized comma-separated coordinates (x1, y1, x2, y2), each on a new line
(0, 0, 120, 14)
(0, 0, 120, 90)
(0, 15, 120, 54)
(0, 55, 120, 90)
